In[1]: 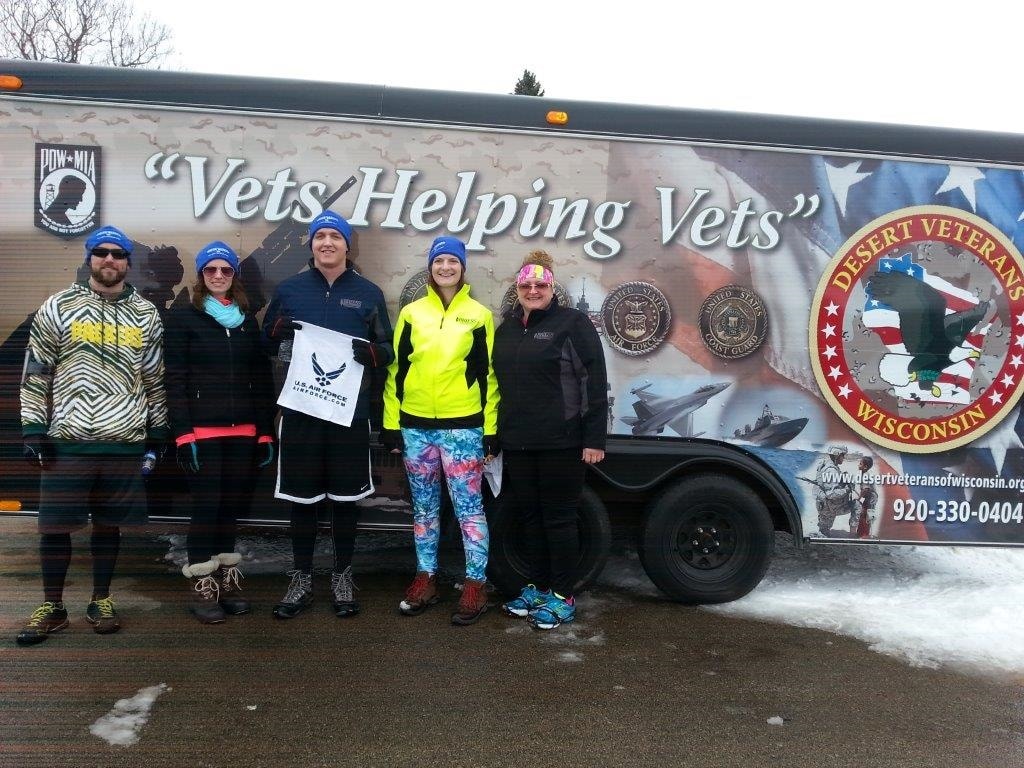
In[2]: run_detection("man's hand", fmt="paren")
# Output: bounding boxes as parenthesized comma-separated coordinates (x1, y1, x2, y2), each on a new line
(23, 435, 54, 470)
(352, 339, 388, 368)
(267, 315, 301, 342)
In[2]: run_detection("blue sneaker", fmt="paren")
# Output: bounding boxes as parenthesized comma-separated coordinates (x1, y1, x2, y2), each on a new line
(527, 593, 576, 631)
(502, 584, 548, 618)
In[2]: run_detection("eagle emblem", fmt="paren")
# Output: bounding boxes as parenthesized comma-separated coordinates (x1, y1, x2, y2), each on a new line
(312, 353, 345, 387)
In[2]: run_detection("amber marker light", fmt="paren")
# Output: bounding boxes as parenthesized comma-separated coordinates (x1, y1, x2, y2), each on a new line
(0, 74, 24, 90)
(0, 499, 23, 511)
(546, 110, 569, 126)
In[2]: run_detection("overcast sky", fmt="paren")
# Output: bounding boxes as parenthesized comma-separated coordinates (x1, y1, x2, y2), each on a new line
(134, 0, 1022, 135)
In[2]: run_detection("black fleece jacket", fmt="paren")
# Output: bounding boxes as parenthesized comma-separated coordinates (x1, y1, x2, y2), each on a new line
(492, 299, 608, 451)
(164, 304, 275, 440)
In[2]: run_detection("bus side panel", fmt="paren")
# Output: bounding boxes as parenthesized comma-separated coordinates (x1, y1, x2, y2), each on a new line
(2, 95, 1024, 545)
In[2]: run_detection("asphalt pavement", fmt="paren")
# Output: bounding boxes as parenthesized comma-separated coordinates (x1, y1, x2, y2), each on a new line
(1, 515, 1022, 768)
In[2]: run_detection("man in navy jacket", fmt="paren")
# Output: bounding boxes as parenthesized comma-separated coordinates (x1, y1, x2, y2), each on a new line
(263, 211, 393, 621)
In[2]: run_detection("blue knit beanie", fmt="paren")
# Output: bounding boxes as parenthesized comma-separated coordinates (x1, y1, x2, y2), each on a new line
(195, 241, 240, 274)
(308, 210, 352, 249)
(428, 236, 467, 269)
(84, 225, 134, 265)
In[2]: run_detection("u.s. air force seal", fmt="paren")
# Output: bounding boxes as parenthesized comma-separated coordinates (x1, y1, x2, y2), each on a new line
(698, 285, 768, 359)
(600, 282, 671, 356)
(809, 205, 1024, 453)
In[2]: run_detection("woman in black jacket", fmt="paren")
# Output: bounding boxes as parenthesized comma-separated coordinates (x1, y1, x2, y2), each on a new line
(164, 241, 275, 624)
(492, 250, 608, 631)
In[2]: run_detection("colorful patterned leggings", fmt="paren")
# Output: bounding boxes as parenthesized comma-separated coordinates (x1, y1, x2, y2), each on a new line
(402, 427, 488, 582)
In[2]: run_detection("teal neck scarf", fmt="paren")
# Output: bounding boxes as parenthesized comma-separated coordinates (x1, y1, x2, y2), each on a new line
(203, 296, 244, 329)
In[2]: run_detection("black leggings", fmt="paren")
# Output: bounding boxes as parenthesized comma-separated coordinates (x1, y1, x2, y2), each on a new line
(289, 500, 359, 573)
(185, 437, 255, 564)
(503, 447, 586, 597)
(40, 524, 121, 603)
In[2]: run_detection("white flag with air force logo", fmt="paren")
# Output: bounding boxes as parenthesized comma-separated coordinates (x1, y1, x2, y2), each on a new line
(277, 322, 363, 426)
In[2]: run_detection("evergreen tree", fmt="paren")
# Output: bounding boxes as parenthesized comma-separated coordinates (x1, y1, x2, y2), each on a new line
(512, 69, 545, 97)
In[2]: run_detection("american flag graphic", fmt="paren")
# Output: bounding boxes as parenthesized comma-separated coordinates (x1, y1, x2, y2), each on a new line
(657, 145, 1024, 544)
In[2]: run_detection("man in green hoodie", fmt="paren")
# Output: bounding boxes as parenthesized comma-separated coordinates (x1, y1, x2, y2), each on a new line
(16, 224, 169, 646)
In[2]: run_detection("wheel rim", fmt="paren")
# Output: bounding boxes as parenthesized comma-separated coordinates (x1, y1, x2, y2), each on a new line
(669, 504, 749, 579)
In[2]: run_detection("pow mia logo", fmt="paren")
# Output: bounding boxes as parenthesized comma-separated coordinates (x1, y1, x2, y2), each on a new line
(35, 143, 101, 238)
(600, 282, 671, 356)
(699, 285, 768, 359)
(312, 353, 345, 387)
(810, 205, 1024, 453)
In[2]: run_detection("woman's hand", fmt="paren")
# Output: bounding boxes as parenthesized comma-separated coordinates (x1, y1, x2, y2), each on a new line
(582, 448, 605, 464)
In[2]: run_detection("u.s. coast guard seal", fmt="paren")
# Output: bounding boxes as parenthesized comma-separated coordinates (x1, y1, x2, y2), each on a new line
(809, 205, 1024, 453)
(698, 285, 768, 359)
(600, 282, 671, 356)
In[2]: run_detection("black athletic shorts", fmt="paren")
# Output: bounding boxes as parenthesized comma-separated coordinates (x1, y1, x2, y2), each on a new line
(275, 410, 374, 504)
(38, 454, 147, 533)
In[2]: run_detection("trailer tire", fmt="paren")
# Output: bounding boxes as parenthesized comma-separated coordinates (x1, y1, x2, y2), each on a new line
(486, 485, 611, 597)
(639, 474, 773, 604)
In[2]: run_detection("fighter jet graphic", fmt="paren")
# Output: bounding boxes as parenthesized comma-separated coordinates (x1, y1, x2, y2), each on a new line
(620, 381, 731, 437)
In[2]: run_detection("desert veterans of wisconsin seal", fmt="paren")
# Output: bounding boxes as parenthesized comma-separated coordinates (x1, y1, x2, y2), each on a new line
(810, 205, 1024, 453)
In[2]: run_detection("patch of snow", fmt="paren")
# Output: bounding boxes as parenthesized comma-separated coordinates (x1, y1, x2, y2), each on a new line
(89, 684, 169, 747)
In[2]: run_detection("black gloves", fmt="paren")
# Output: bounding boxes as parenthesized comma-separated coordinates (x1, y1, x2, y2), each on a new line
(267, 314, 301, 342)
(352, 339, 388, 368)
(381, 429, 404, 454)
(483, 435, 500, 458)
(176, 442, 200, 474)
(257, 442, 275, 468)
(23, 434, 54, 470)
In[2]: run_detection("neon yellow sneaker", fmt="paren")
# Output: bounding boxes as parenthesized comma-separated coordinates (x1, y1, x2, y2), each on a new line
(86, 596, 121, 634)
(16, 601, 69, 646)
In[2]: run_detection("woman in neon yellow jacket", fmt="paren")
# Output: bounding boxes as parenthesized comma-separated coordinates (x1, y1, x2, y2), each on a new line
(383, 236, 499, 625)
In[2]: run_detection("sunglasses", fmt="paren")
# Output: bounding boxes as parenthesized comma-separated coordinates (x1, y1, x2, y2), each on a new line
(202, 265, 235, 277)
(90, 247, 129, 260)
(516, 282, 552, 291)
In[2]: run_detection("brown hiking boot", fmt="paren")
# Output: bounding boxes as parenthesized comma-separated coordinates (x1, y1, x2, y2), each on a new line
(183, 559, 225, 624)
(16, 602, 69, 646)
(189, 575, 225, 624)
(216, 553, 250, 616)
(398, 571, 438, 616)
(451, 578, 489, 626)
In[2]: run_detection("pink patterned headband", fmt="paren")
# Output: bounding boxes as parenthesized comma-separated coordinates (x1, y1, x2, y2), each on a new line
(515, 264, 554, 285)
